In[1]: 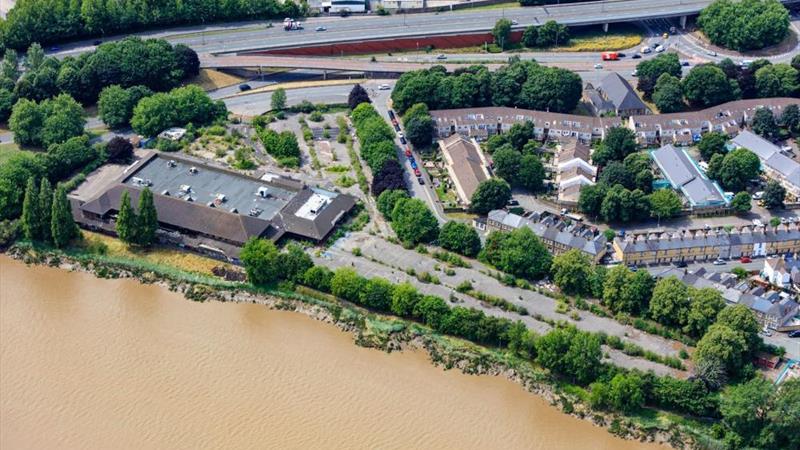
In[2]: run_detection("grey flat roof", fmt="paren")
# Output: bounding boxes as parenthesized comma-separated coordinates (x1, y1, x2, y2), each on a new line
(124, 156, 295, 221)
(650, 145, 727, 207)
(731, 130, 779, 160)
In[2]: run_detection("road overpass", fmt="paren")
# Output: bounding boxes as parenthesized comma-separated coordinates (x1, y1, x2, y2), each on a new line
(52, 0, 799, 58)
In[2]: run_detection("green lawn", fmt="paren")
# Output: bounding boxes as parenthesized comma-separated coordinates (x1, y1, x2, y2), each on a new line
(0, 142, 24, 164)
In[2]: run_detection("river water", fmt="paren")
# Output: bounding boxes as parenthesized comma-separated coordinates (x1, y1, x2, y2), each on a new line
(0, 255, 662, 449)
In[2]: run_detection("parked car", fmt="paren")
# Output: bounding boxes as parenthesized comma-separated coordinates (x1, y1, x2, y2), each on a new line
(631, 69, 638, 77)
(655, 45, 665, 53)
(594, 63, 603, 69)
(673, 261, 688, 268)
(511, 19, 518, 25)
(238, 84, 252, 91)
(93, 40, 103, 46)
(400, 136, 407, 145)
(379, 84, 391, 90)
(405, 148, 412, 157)
(631, 54, 641, 59)
(417, 177, 425, 185)
(681, 60, 690, 66)
(789, 330, 800, 338)
(414, 168, 421, 177)
(436, 54, 447, 60)
(397, 131, 404, 138)
(410, 161, 417, 169)
(713, 258, 726, 265)
(753, 191, 764, 200)
(388, 110, 395, 119)
(706, 49, 717, 56)
(740, 256, 752, 263)
(393, 124, 400, 131)
(507, 199, 520, 206)
(315, 26, 327, 31)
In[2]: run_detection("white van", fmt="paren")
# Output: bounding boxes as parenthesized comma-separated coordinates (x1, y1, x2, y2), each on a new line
(378, 84, 390, 90)
(640, 46, 652, 54)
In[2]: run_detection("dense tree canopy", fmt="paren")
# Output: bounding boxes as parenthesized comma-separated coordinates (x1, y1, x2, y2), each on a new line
(481, 226, 552, 279)
(372, 159, 406, 197)
(240, 238, 281, 285)
(762, 180, 786, 209)
(550, 249, 593, 296)
(98, 85, 153, 129)
(731, 191, 752, 214)
(492, 19, 513, 49)
(697, 131, 728, 161)
(591, 127, 637, 166)
(706, 148, 760, 192)
(636, 53, 682, 99)
(376, 189, 408, 218)
(391, 60, 582, 114)
(652, 73, 685, 113)
(390, 198, 439, 245)
(347, 84, 370, 110)
(649, 189, 683, 221)
(682, 64, 740, 108)
(751, 108, 779, 140)
(698, 0, 790, 51)
(131, 85, 226, 137)
(1, 0, 304, 51)
(9, 94, 85, 148)
(470, 178, 512, 214)
(438, 221, 481, 257)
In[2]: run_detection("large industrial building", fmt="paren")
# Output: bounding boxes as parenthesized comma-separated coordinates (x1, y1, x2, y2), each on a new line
(73, 152, 356, 260)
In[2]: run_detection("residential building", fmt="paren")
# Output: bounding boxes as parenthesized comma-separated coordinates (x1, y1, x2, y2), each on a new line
(555, 140, 597, 206)
(430, 98, 798, 146)
(655, 266, 799, 330)
(481, 209, 607, 262)
(584, 73, 650, 117)
(438, 134, 492, 207)
(762, 257, 800, 291)
(614, 223, 800, 266)
(730, 130, 800, 199)
(430, 106, 622, 143)
(650, 144, 729, 212)
(73, 152, 356, 260)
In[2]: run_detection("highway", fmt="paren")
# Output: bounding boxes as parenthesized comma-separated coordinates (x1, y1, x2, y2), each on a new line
(54, 0, 796, 58)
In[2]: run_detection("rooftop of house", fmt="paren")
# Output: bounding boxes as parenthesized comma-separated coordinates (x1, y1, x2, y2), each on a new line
(486, 209, 606, 256)
(439, 134, 491, 203)
(650, 144, 728, 207)
(557, 139, 592, 164)
(79, 152, 355, 244)
(596, 73, 649, 113)
(615, 223, 800, 253)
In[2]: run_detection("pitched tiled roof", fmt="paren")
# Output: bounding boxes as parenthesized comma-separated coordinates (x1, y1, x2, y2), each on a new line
(598, 73, 649, 113)
(440, 134, 491, 204)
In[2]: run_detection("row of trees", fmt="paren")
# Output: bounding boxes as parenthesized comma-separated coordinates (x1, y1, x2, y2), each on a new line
(0, 135, 102, 220)
(21, 176, 78, 248)
(0, 0, 305, 51)
(116, 189, 158, 247)
(697, 0, 790, 51)
(391, 60, 582, 114)
(0, 39, 199, 117)
(642, 53, 800, 113)
(401, 103, 434, 148)
(491, 19, 569, 50)
(238, 237, 741, 425)
(9, 93, 85, 148)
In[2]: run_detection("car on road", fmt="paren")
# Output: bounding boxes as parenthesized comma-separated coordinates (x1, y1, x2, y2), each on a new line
(511, 20, 518, 25)
(378, 84, 391, 90)
(713, 258, 726, 265)
(93, 40, 103, 46)
(388, 110, 395, 119)
(400, 136, 407, 145)
(594, 63, 603, 69)
(394, 124, 400, 131)
(405, 148, 412, 157)
(627, 264, 639, 271)
(631, 54, 641, 59)
(706, 49, 717, 56)
(410, 161, 417, 169)
(436, 54, 447, 60)
(655, 45, 665, 53)
(681, 60, 690, 66)
(238, 83, 252, 91)
(631, 69, 638, 77)
(789, 330, 800, 338)
(740, 256, 752, 263)
(414, 168, 421, 177)
(397, 131, 404, 138)
(417, 177, 425, 185)
(753, 219, 763, 227)
(662, 32, 669, 39)
(617, 52, 626, 57)
(673, 261, 688, 268)
(640, 46, 651, 54)
(507, 199, 520, 206)
(315, 26, 327, 31)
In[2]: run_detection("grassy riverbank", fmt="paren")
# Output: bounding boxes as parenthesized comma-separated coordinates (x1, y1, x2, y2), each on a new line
(6, 239, 718, 449)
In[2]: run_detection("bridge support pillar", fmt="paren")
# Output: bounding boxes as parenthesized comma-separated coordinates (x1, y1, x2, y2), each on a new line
(603, 23, 609, 33)
(680, 15, 687, 29)
(323, 70, 327, 80)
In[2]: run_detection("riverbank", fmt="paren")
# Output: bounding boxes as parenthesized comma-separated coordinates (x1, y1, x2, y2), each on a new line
(4, 242, 712, 448)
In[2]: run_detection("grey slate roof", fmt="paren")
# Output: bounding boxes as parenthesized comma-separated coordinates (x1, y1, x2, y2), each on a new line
(650, 144, 728, 207)
(730, 130, 779, 160)
(598, 73, 649, 113)
(487, 209, 606, 256)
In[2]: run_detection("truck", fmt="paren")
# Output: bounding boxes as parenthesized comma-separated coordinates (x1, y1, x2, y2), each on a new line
(283, 18, 302, 30)
(601, 52, 619, 61)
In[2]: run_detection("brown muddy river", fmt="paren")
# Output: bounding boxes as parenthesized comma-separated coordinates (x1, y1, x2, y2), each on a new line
(0, 255, 663, 449)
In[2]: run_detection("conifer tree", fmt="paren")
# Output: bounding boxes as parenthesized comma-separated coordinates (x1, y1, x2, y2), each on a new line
(136, 187, 158, 247)
(116, 191, 137, 244)
(38, 178, 53, 242)
(21, 177, 39, 241)
(50, 186, 78, 248)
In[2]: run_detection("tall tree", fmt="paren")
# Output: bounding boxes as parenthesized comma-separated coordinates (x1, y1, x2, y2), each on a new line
(38, 177, 53, 242)
(492, 18, 512, 50)
(470, 178, 511, 214)
(697, 131, 727, 161)
(50, 185, 78, 248)
(751, 108, 779, 140)
(762, 180, 786, 209)
(438, 221, 481, 257)
(116, 190, 137, 244)
(652, 73, 685, 113)
(347, 84, 370, 110)
(136, 187, 158, 247)
(240, 237, 281, 285)
(682, 64, 740, 108)
(270, 88, 286, 111)
(550, 249, 593, 296)
(21, 177, 39, 241)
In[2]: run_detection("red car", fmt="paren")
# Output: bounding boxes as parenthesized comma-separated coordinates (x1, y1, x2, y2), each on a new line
(740, 256, 752, 263)
(413, 168, 421, 177)
(405, 148, 412, 157)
